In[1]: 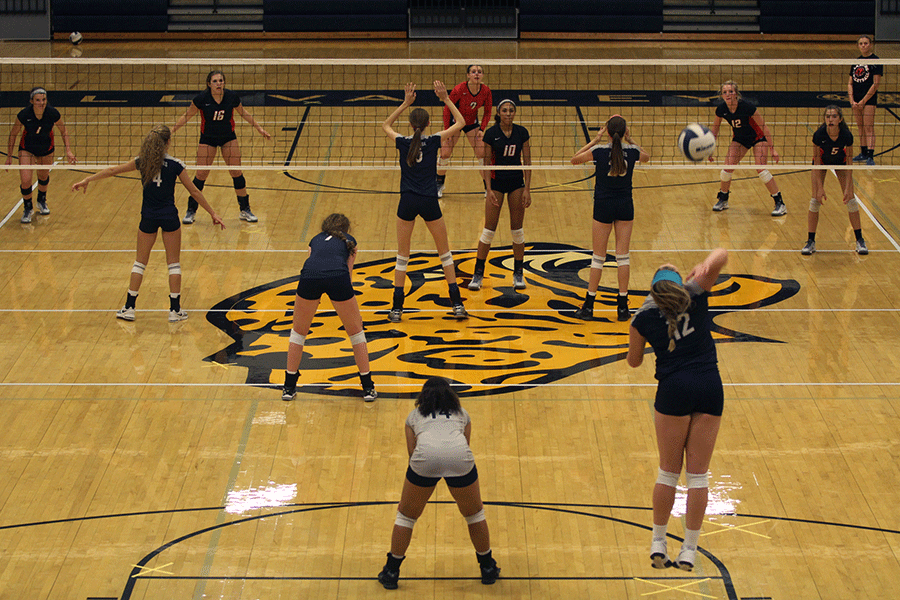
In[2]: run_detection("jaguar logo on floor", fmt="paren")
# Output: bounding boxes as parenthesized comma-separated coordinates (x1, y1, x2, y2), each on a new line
(205, 242, 799, 398)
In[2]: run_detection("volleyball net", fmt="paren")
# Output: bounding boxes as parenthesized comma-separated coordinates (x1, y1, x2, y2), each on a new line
(1, 58, 898, 171)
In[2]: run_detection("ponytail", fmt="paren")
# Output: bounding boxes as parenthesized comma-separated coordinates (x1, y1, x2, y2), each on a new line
(320, 213, 356, 255)
(138, 125, 171, 187)
(407, 107, 430, 167)
(650, 274, 692, 352)
(605, 115, 627, 177)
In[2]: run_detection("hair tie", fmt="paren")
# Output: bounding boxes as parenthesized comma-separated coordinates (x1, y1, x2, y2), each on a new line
(497, 99, 516, 110)
(30, 88, 47, 98)
(652, 270, 683, 287)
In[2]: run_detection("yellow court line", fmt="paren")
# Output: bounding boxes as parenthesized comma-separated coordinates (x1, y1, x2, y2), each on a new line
(701, 519, 772, 539)
(131, 562, 174, 576)
(635, 577, 716, 598)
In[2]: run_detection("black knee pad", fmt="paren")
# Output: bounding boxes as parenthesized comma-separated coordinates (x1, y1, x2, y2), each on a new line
(232, 175, 246, 190)
(20, 186, 32, 197)
(192, 177, 205, 191)
(37, 176, 49, 187)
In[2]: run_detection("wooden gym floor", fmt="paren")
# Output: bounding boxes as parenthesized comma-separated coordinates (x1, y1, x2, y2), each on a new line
(0, 37, 899, 600)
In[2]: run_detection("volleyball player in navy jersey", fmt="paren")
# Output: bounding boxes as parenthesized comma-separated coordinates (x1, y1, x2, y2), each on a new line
(72, 126, 225, 322)
(848, 35, 882, 166)
(470, 99, 531, 290)
(382, 81, 469, 322)
(710, 80, 786, 216)
(282, 213, 376, 402)
(570, 115, 649, 322)
(627, 248, 728, 573)
(803, 106, 867, 255)
(5, 88, 76, 223)
(172, 70, 271, 224)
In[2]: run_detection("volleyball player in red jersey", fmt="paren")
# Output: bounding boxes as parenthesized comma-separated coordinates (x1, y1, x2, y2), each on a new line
(436, 65, 493, 197)
(172, 70, 271, 224)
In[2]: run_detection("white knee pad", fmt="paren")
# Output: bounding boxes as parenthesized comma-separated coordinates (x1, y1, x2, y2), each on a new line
(465, 509, 486, 525)
(289, 329, 306, 346)
(846, 196, 860, 213)
(348, 330, 366, 346)
(656, 468, 680, 488)
(437, 157, 450, 168)
(758, 170, 773, 184)
(720, 170, 733, 183)
(439, 251, 454, 267)
(167, 262, 182, 276)
(616, 253, 630, 267)
(131, 261, 146, 275)
(479, 228, 495, 245)
(511, 228, 525, 244)
(808, 197, 822, 213)
(686, 472, 709, 489)
(395, 511, 417, 529)
(395, 255, 409, 272)
(591, 253, 604, 269)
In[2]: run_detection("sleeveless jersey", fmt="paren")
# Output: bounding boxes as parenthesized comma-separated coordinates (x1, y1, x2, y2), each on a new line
(632, 281, 719, 381)
(483, 123, 530, 180)
(406, 406, 474, 478)
(591, 143, 642, 202)
(134, 154, 185, 219)
(850, 55, 883, 100)
(443, 82, 493, 130)
(192, 88, 241, 136)
(812, 125, 853, 166)
(715, 99, 764, 142)
(16, 105, 60, 154)
(300, 231, 356, 279)
(395, 134, 441, 197)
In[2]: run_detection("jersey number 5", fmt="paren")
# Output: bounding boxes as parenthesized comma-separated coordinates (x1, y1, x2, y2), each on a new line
(213, 110, 225, 121)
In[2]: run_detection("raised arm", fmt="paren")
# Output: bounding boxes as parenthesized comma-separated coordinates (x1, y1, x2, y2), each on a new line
(383, 82, 417, 141)
(434, 81, 466, 139)
(686, 248, 728, 292)
(571, 128, 604, 165)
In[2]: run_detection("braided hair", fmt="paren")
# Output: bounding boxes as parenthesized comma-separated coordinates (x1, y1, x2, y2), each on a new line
(320, 213, 356, 255)
(137, 125, 171, 187)
(650, 267, 692, 352)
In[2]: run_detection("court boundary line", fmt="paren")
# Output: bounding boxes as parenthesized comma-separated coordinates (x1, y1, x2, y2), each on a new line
(0, 382, 897, 388)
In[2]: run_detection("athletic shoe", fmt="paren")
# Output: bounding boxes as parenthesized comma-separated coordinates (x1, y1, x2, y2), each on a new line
(468, 272, 483, 290)
(169, 309, 189, 322)
(480, 558, 501, 585)
(377, 566, 399, 590)
(674, 547, 696, 572)
(437, 182, 445, 198)
(856, 239, 869, 255)
(853, 152, 867, 162)
(866, 156, 876, 166)
(453, 304, 469, 319)
(182, 209, 196, 224)
(282, 385, 296, 401)
(116, 307, 136, 321)
(712, 198, 728, 212)
(363, 387, 377, 402)
(801, 240, 816, 255)
(389, 308, 402, 323)
(20, 208, 33, 223)
(513, 271, 526, 289)
(771, 200, 787, 217)
(37, 199, 50, 215)
(239, 208, 258, 222)
(572, 305, 593, 321)
(651, 552, 672, 569)
(617, 305, 630, 322)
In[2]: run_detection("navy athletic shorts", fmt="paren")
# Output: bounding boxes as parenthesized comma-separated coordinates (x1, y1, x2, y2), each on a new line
(296, 273, 355, 302)
(655, 368, 724, 417)
(397, 191, 443, 222)
(406, 465, 479, 488)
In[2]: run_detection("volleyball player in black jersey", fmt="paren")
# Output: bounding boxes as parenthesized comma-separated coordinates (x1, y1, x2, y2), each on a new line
(282, 213, 376, 402)
(710, 80, 786, 217)
(628, 248, 728, 573)
(803, 106, 868, 255)
(469, 99, 531, 290)
(382, 81, 469, 322)
(5, 88, 76, 224)
(172, 70, 271, 224)
(72, 126, 225, 322)
(848, 35, 882, 166)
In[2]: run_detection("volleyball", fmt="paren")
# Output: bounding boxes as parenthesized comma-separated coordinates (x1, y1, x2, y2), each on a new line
(69, 31, 83, 45)
(677, 123, 716, 162)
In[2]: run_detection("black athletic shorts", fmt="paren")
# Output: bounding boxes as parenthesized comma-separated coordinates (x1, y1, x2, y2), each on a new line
(397, 191, 443, 222)
(593, 196, 634, 224)
(295, 273, 355, 302)
(19, 144, 54, 158)
(462, 123, 481, 133)
(490, 175, 525, 195)
(406, 464, 478, 488)
(654, 368, 724, 417)
(199, 132, 238, 147)
(733, 132, 766, 150)
(139, 214, 181, 234)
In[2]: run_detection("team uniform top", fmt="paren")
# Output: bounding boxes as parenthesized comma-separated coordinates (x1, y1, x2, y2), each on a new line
(813, 125, 853, 166)
(483, 123, 530, 181)
(590, 143, 642, 202)
(715, 99, 764, 145)
(134, 154, 184, 220)
(406, 407, 474, 478)
(850, 55, 883, 101)
(192, 88, 241, 136)
(300, 231, 356, 279)
(16, 105, 61, 155)
(632, 281, 719, 381)
(395, 134, 441, 197)
(443, 82, 493, 130)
